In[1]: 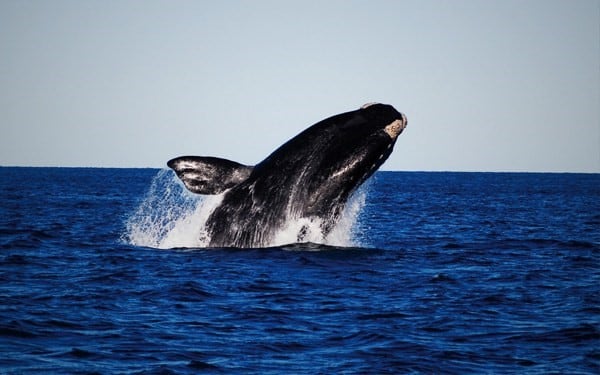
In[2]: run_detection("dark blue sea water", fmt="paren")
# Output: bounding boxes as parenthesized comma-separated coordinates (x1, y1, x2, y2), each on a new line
(1, 167, 599, 374)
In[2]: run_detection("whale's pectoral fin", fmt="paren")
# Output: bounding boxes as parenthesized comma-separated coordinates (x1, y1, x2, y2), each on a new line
(167, 156, 253, 195)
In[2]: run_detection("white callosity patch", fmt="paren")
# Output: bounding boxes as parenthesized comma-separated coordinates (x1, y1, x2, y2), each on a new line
(383, 114, 408, 139)
(123, 170, 369, 249)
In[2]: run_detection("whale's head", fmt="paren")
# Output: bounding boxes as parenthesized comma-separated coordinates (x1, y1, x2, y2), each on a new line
(250, 103, 407, 219)
(316, 102, 407, 183)
(297, 103, 407, 216)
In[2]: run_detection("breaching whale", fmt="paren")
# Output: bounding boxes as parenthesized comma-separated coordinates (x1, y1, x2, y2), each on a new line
(168, 103, 407, 248)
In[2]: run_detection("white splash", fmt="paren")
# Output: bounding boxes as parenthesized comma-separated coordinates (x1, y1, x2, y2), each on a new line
(329, 188, 367, 246)
(123, 169, 368, 249)
(270, 188, 367, 247)
(123, 170, 222, 249)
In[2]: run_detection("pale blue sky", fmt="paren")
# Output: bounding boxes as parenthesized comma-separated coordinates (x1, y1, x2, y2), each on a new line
(1, 0, 599, 172)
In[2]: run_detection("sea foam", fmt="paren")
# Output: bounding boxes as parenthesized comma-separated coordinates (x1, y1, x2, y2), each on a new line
(123, 169, 366, 249)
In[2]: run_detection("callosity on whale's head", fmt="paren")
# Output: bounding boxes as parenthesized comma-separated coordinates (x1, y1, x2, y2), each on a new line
(168, 103, 407, 247)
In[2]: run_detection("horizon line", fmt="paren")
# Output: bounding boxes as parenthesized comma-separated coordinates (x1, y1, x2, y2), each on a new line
(1, 164, 598, 175)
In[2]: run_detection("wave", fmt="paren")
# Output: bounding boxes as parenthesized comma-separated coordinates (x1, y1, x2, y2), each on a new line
(123, 170, 367, 249)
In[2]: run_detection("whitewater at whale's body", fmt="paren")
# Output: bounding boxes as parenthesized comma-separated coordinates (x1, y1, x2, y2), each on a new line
(124, 169, 368, 249)
(126, 103, 407, 249)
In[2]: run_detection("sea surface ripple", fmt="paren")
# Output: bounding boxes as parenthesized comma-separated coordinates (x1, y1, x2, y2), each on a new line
(1, 168, 598, 374)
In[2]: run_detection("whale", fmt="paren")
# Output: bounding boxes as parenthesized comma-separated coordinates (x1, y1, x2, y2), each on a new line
(168, 103, 407, 248)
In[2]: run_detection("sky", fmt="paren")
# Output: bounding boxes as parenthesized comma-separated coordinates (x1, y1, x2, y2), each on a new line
(1, 0, 599, 172)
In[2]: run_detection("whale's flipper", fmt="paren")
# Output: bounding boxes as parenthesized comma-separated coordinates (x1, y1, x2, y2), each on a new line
(167, 156, 253, 195)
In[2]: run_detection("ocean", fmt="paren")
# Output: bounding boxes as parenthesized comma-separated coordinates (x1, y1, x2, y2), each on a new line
(1, 167, 598, 374)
